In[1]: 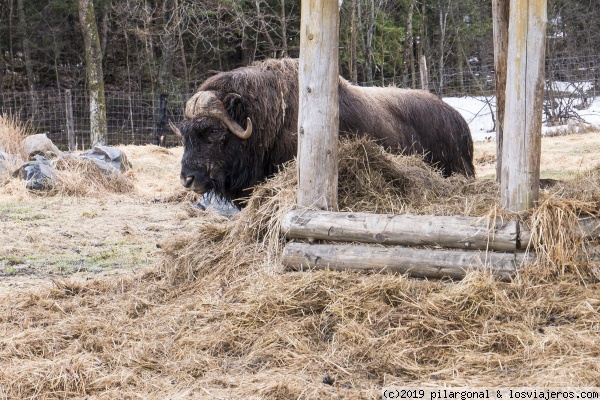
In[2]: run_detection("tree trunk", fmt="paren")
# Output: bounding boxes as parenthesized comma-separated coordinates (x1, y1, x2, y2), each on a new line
(492, 0, 509, 182)
(437, 0, 449, 94)
(157, 0, 176, 93)
(7, 0, 16, 91)
(418, 0, 426, 88)
(99, 5, 108, 58)
(78, 0, 107, 146)
(155, 0, 177, 146)
(255, 0, 277, 58)
(174, 0, 189, 90)
(403, 0, 416, 88)
(280, 0, 288, 57)
(350, 0, 358, 84)
(17, 0, 37, 112)
(367, 0, 375, 84)
(357, 0, 373, 84)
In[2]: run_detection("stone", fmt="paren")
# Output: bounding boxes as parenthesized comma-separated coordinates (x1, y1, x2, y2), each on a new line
(80, 146, 131, 174)
(12, 155, 56, 190)
(0, 151, 9, 176)
(21, 134, 62, 160)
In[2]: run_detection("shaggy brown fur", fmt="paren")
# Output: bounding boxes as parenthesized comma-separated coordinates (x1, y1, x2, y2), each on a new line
(178, 58, 474, 203)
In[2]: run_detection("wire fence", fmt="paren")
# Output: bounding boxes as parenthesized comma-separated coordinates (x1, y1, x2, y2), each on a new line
(364, 54, 600, 97)
(1, 55, 599, 151)
(0, 90, 192, 150)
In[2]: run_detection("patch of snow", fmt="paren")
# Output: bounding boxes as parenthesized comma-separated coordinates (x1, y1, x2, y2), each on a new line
(444, 94, 600, 142)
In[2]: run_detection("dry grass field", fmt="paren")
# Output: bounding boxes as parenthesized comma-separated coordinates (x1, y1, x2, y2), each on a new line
(0, 115, 599, 398)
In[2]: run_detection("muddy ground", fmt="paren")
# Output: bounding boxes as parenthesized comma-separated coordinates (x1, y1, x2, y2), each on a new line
(0, 145, 195, 292)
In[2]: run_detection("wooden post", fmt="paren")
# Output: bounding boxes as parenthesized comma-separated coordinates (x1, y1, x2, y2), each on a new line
(419, 55, 429, 91)
(283, 243, 532, 281)
(297, 0, 339, 210)
(64, 89, 76, 152)
(154, 93, 169, 147)
(501, 0, 547, 212)
(492, 0, 509, 182)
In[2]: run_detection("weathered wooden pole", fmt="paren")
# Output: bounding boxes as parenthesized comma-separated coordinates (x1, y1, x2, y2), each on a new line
(501, 0, 547, 212)
(492, 0, 509, 181)
(64, 89, 76, 152)
(419, 55, 429, 92)
(297, 0, 339, 210)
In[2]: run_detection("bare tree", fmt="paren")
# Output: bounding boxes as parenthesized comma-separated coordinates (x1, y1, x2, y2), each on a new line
(403, 0, 417, 88)
(79, 0, 107, 146)
(350, 0, 358, 83)
(436, 0, 451, 93)
(16, 0, 36, 112)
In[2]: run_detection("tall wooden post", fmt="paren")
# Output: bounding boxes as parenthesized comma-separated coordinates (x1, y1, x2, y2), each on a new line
(419, 55, 429, 92)
(501, 0, 547, 212)
(297, 0, 339, 210)
(64, 90, 76, 152)
(154, 93, 168, 146)
(492, 0, 509, 181)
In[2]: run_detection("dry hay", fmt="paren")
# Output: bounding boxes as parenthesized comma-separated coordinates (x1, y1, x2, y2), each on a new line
(0, 137, 599, 398)
(0, 116, 135, 197)
(0, 115, 28, 184)
(51, 156, 134, 196)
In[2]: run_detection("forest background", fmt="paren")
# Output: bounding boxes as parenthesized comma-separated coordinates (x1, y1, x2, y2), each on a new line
(0, 0, 599, 147)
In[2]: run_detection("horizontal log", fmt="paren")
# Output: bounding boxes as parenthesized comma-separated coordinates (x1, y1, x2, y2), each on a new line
(282, 210, 524, 252)
(283, 243, 533, 281)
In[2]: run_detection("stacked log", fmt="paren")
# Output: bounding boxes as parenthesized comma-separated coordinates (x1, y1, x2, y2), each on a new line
(281, 210, 599, 280)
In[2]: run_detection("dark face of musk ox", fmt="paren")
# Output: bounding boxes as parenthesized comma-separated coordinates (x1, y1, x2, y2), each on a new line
(176, 118, 251, 203)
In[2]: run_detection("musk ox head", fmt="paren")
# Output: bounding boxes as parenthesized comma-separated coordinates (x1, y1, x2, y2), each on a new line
(172, 90, 254, 203)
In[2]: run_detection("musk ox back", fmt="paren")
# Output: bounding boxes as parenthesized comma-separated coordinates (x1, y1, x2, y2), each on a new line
(174, 58, 474, 205)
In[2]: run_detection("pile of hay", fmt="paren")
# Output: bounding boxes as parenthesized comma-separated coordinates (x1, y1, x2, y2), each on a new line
(51, 156, 134, 196)
(0, 116, 134, 197)
(0, 137, 599, 398)
(0, 115, 28, 183)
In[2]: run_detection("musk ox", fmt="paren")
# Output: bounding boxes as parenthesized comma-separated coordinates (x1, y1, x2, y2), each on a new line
(172, 58, 474, 205)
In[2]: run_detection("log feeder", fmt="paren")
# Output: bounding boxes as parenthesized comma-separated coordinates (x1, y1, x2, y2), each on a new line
(281, 210, 599, 280)
(283, 242, 533, 281)
(282, 210, 526, 252)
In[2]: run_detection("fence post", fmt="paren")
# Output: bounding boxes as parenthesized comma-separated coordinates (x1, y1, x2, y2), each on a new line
(154, 93, 168, 146)
(64, 89, 76, 152)
(419, 55, 429, 91)
(501, 0, 547, 212)
(297, 0, 339, 210)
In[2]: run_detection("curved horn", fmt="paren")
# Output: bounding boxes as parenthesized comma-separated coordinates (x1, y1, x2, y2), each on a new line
(168, 120, 182, 137)
(185, 91, 253, 139)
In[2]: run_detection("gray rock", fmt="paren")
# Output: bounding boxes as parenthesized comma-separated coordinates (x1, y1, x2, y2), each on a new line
(80, 146, 131, 174)
(21, 134, 62, 160)
(12, 155, 56, 190)
(0, 151, 9, 176)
